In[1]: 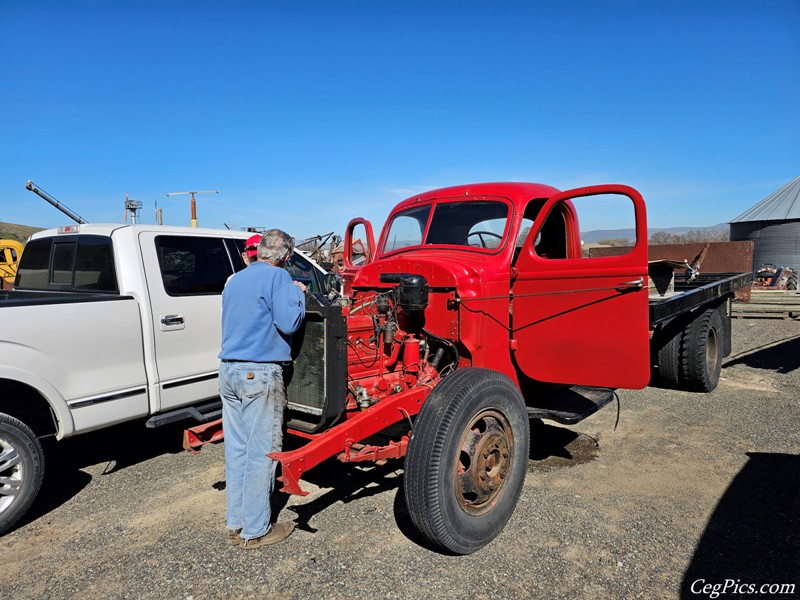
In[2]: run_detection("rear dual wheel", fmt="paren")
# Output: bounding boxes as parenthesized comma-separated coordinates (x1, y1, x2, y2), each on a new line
(654, 306, 724, 392)
(404, 368, 529, 555)
(683, 307, 724, 392)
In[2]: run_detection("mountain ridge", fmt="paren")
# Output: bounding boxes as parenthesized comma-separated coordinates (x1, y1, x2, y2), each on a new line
(0, 221, 44, 243)
(1, 220, 729, 246)
(581, 223, 728, 244)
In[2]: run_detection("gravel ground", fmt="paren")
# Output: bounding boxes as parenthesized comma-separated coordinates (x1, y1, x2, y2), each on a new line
(3, 318, 799, 599)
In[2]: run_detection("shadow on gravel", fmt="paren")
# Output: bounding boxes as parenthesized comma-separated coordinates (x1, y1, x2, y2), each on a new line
(267, 457, 453, 553)
(268, 419, 601, 552)
(274, 459, 404, 533)
(527, 418, 600, 472)
(681, 452, 800, 598)
(724, 335, 800, 374)
(15, 420, 187, 533)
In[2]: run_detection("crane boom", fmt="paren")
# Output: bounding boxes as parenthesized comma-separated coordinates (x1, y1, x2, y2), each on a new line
(25, 180, 88, 224)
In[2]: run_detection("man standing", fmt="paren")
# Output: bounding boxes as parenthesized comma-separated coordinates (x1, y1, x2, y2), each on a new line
(241, 233, 262, 265)
(219, 229, 306, 548)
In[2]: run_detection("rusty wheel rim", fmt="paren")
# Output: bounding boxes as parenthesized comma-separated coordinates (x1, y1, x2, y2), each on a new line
(454, 409, 514, 515)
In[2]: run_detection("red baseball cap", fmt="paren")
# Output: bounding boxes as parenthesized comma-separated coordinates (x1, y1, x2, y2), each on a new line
(244, 234, 262, 259)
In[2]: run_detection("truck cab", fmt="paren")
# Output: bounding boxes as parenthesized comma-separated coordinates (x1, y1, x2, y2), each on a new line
(344, 182, 650, 390)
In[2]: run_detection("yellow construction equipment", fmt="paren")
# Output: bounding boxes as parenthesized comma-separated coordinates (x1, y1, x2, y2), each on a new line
(0, 239, 24, 288)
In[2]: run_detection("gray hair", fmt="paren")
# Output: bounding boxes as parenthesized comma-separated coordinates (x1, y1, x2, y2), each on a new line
(258, 229, 295, 265)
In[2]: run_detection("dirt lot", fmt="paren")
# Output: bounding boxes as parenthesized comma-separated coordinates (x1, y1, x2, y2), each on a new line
(3, 319, 799, 599)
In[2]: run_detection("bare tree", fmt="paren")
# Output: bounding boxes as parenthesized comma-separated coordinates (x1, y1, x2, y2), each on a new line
(649, 230, 729, 245)
(596, 238, 633, 247)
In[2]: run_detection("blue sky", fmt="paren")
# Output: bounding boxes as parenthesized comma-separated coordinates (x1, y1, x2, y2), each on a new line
(1, 0, 798, 239)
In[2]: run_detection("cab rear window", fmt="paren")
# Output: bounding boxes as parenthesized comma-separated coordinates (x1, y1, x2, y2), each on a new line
(15, 236, 118, 292)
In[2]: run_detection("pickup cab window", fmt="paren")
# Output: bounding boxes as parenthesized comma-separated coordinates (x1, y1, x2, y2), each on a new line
(283, 253, 322, 294)
(229, 238, 324, 295)
(16, 236, 118, 292)
(156, 236, 235, 296)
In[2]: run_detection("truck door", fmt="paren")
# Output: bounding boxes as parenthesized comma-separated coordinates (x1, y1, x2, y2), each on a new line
(511, 185, 650, 389)
(139, 232, 237, 412)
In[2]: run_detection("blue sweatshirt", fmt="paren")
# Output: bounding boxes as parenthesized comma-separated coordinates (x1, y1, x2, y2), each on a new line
(219, 261, 305, 362)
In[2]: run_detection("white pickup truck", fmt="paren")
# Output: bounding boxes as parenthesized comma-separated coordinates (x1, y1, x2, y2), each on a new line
(0, 223, 332, 535)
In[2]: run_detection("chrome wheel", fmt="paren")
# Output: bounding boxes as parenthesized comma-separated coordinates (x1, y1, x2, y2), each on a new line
(0, 436, 23, 515)
(0, 414, 45, 535)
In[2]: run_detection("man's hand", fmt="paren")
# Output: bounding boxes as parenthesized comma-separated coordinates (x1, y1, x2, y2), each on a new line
(293, 280, 307, 293)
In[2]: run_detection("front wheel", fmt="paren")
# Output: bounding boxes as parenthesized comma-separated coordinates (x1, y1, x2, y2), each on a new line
(404, 368, 530, 554)
(0, 414, 45, 536)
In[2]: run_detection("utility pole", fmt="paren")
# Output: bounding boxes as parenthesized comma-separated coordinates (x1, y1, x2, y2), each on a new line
(165, 189, 218, 227)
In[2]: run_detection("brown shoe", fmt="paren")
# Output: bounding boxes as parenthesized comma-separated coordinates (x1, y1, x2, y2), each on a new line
(227, 528, 242, 545)
(240, 522, 295, 549)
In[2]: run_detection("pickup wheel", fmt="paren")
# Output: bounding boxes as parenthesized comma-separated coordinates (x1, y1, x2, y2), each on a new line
(0, 414, 45, 536)
(682, 307, 724, 392)
(404, 368, 529, 554)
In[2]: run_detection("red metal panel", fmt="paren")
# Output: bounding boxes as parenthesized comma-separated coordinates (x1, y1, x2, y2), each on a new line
(511, 185, 651, 389)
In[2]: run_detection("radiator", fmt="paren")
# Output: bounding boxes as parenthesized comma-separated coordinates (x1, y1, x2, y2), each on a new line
(286, 296, 347, 433)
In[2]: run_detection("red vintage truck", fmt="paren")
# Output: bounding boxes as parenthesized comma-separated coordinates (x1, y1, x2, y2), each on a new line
(187, 182, 750, 554)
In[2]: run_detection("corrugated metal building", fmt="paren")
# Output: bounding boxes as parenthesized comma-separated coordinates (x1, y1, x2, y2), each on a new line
(729, 176, 800, 271)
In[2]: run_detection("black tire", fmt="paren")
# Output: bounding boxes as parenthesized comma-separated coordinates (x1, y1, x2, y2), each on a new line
(682, 307, 724, 392)
(653, 316, 686, 388)
(787, 275, 798, 291)
(404, 368, 530, 554)
(0, 413, 45, 536)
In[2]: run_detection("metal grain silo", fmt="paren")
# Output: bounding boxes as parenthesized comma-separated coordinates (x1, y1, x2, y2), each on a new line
(729, 175, 800, 272)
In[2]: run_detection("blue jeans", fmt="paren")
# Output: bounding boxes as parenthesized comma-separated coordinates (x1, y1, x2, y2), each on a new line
(219, 361, 286, 540)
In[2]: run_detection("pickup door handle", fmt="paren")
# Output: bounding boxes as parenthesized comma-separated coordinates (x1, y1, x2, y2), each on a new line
(617, 277, 644, 291)
(160, 314, 185, 326)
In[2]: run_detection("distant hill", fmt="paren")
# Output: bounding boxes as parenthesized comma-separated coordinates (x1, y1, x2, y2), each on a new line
(0, 221, 44, 243)
(581, 223, 728, 244)
(0, 219, 732, 248)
